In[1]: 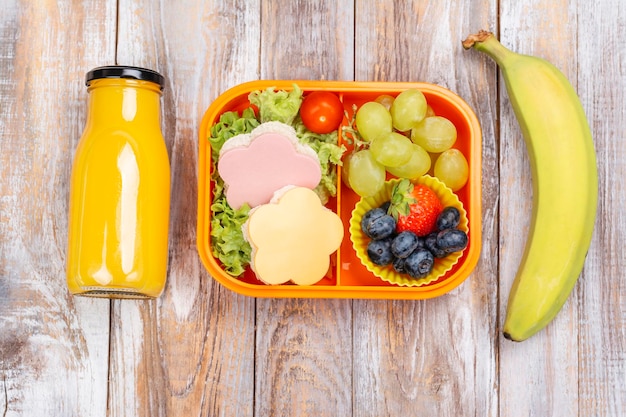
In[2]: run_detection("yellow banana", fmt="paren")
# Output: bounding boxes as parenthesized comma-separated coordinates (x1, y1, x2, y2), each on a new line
(462, 30, 598, 341)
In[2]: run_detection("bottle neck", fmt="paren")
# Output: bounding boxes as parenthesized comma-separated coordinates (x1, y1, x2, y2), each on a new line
(85, 79, 162, 126)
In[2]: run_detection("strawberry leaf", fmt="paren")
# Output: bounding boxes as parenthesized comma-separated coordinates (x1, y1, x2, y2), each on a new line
(387, 179, 416, 220)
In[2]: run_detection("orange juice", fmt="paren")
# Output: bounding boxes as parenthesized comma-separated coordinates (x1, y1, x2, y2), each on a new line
(67, 66, 170, 298)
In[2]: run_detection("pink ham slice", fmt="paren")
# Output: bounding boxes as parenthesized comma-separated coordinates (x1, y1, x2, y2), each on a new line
(218, 131, 322, 210)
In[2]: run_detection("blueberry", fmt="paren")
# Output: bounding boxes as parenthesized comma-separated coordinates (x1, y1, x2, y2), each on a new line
(424, 232, 447, 258)
(367, 238, 394, 266)
(366, 215, 396, 240)
(392, 256, 406, 274)
(379, 201, 391, 213)
(391, 231, 420, 259)
(436, 206, 461, 230)
(361, 208, 386, 235)
(436, 229, 468, 253)
(403, 248, 435, 278)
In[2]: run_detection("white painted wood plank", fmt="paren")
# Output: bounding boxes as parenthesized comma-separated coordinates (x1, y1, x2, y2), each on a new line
(108, 1, 260, 415)
(351, 1, 500, 416)
(0, 0, 117, 416)
(497, 1, 585, 416)
(576, 1, 626, 416)
(253, 2, 355, 416)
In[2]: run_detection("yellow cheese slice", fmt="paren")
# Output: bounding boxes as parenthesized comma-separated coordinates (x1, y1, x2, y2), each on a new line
(246, 187, 343, 285)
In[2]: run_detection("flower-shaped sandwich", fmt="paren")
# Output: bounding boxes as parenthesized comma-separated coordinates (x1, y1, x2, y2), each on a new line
(243, 186, 344, 285)
(217, 121, 322, 210)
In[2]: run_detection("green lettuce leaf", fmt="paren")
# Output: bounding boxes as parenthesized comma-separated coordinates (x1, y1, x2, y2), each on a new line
(209, 108, 259, 165)
(210, 197, 251, 277)
(292, 117, 346, 204)
(208, 109, 258, 276)
(248, 84, 303, 125)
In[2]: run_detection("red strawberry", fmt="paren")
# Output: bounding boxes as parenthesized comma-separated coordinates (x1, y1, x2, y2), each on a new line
(388, 179, 443, 236)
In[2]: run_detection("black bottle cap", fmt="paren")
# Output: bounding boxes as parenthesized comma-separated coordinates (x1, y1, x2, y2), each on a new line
(86, 65, 165, 89)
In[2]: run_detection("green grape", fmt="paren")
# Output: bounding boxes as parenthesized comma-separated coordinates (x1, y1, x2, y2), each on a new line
(390, 89, 427, 132)
(434, 148, 469, 191)
(355, 101, 392, 142)
(369, 131, 413, 167)
(386, 143, 431, 179)
(425, 105, 436, 117)
(411, 116, 457, 153)
(341, 151, 353, 188)
(348, 149, 386, 197)
(374, 94, 395, 111)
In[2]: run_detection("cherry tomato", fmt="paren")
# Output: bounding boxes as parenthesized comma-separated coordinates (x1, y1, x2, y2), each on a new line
(299, 91, 344, 134)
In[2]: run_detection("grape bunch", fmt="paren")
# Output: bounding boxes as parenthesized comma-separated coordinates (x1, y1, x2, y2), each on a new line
(342, 89, 469, 197)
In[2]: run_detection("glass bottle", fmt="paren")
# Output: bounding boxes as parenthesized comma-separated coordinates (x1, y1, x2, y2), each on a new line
(66, 66, 170, 298)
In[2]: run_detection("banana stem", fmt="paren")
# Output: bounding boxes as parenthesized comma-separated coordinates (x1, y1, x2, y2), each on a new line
(462, 30, 516, 67)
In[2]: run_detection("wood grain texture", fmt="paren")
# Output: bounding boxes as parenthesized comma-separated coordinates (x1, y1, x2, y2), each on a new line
(576, 0, 626, 415)
(260, 0, 354, 81)
(0, 1, 116, 416)
(352, 1, 500, 416)
(108, 1, 260, 416)
(497, 1, 584, 416)
(254, 2, 354, 416)
(1, 0, 625, 416)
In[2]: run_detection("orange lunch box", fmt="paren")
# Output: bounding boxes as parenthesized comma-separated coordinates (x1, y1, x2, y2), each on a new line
(197, 80, 482, 299)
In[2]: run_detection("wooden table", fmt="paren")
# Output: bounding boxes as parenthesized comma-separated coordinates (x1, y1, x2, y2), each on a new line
(1, 1, 624, 416)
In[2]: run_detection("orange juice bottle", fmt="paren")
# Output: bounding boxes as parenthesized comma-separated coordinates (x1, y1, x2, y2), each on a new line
(66, 66, 170, 298)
